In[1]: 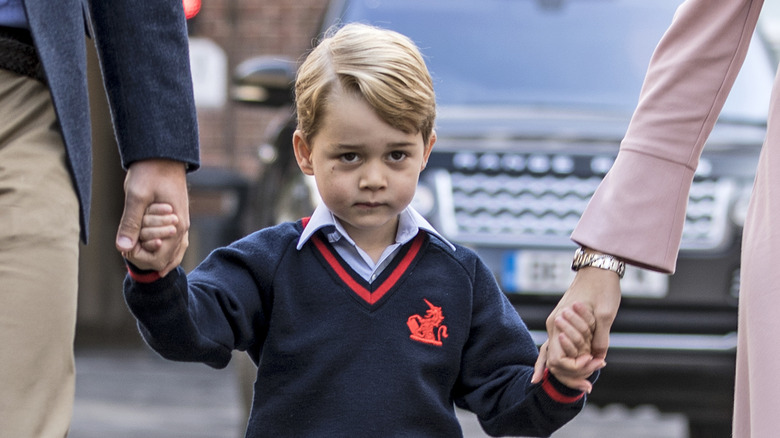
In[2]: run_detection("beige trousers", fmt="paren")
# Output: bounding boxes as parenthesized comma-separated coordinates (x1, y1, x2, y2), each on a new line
(0, 69, 80, 437)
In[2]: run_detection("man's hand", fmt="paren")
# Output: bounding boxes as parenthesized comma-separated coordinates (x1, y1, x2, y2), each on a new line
(116, 159, 190, 276)
(531, 267, 621, 390)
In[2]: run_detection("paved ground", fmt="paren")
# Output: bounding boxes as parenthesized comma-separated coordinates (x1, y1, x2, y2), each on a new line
(70, 347, 688, 438)
(71, 348, 242, 438)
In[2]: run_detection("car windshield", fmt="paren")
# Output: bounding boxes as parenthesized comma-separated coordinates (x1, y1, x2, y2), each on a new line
(339, 0, 773, 123)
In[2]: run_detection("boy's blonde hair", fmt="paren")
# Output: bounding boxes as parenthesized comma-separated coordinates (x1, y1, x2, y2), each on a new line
(295, 23, 436, 145)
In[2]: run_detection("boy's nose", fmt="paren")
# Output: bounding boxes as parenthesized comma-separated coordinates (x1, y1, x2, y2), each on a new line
(358, 163, 387, 190)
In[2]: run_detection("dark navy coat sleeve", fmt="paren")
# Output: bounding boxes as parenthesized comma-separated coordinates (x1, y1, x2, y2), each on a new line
(86, 0, 200, 170)
(22, 0, 200, 241)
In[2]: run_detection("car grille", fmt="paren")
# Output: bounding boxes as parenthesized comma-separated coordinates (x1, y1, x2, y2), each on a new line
(427, 155, 736, 251)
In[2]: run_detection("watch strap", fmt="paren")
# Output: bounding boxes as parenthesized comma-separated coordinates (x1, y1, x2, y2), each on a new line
(571, 247, 625, 279)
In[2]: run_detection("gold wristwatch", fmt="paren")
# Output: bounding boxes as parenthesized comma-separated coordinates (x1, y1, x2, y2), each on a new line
(571, 247, 625, 279)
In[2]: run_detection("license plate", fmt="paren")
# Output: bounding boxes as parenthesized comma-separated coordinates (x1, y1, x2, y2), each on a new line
(502, 250, 668, 298)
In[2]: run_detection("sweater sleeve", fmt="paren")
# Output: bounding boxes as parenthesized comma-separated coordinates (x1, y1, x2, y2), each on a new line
(123, 265, 234, 369)
(571, 0, 762, 273)
(453, 256, 594, 437)
(123, 229, 290, 368)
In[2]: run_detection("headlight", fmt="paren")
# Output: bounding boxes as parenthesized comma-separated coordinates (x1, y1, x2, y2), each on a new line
(257, 143, 278, 164)
(413, 183, 436, 218)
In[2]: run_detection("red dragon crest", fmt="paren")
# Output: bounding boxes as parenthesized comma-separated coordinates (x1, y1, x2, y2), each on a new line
(407, 299, 448, 346)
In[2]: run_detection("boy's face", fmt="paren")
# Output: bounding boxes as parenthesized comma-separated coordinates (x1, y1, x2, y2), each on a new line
(293, 91, 434, 246)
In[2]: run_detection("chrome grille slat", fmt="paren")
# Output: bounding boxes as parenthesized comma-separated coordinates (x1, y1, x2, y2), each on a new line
(432, 168, 734, 250)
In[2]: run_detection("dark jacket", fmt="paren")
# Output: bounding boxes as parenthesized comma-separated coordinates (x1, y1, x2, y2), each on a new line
(22, 0, 200, 242)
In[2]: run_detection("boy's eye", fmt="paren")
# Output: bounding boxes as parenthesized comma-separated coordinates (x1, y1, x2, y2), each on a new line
(341, 152, 359, 162)
(389, 151, 407, 161)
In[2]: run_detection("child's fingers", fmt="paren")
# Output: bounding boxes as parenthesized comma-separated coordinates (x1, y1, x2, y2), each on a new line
(571, 301, 597, 331)
(557, 332, 581, 358)
(124, 243, 157, 271)
(556, 307, 594, 350)
(548, 354, 594, 393)
(143, 213, 179, 228)
(548, 355, 605, 393)
(554, 374, 594, 394)
(554, 313, 589, 354)
(559, 307, 593, 340)
(140, 239, 163, 253)
(139, 225, 177, 242)
(558, 354, 599, 372)
(146, 203, 175, 215)
(127, 204, 179, 272)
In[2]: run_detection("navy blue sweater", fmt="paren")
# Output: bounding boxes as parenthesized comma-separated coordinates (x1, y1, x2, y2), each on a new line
(124, 220, 593, 437)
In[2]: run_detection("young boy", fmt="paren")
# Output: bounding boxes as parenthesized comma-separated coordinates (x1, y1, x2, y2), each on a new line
(124, 23, 601, 437)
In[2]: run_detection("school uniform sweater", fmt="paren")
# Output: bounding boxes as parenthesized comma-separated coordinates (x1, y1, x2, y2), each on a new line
(124, 219, 593, 437)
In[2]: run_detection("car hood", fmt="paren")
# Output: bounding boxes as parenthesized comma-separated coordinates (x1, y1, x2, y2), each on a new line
(435, 105, 632, 148)
(434, 105, 766, 155)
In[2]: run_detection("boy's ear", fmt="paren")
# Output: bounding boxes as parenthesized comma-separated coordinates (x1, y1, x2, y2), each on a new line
(421, 130, 436, 170)
(293, 130, 315, 176)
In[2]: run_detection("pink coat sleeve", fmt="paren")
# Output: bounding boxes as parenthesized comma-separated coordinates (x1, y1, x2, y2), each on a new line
(571, 0, 764, 273)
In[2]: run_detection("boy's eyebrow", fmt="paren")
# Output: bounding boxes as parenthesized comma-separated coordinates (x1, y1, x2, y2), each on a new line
(333, 141, 419, 149)
(387, 141, 418, 148)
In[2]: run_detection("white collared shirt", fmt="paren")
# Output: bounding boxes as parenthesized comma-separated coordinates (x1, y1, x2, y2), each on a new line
(297, 204, 455, 283)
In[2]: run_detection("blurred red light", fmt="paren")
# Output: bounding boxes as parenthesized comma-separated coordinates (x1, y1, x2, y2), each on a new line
(183, 0, 201, 19)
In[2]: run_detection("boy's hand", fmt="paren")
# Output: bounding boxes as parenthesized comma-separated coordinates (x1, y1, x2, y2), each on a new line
(554, 301, 594, 358)
(535, 302, 605, 393)
(532, 268, 621, 392)
(116, 159, 190, 276)
(122, 203, 179, 271)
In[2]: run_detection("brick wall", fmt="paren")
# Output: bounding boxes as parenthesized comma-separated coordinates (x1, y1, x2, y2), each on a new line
(189, 0, 329, 178)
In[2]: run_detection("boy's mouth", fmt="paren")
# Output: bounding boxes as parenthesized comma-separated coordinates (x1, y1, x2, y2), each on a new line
(354, 202, 384, 208)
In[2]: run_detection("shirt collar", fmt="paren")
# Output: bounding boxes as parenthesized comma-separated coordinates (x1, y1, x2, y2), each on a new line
(297, 203, 455, 251)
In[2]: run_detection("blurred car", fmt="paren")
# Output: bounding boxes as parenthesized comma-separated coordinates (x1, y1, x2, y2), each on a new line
(232, 1, 775, 436)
